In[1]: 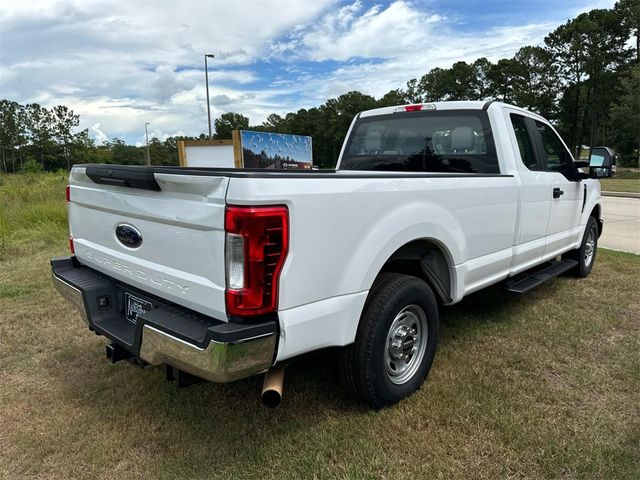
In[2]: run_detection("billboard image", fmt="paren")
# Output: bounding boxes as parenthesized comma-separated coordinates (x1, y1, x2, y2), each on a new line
(239, 131, 312, 169)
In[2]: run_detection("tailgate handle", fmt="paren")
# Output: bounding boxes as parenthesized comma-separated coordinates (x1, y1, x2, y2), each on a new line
(85, 165, 161, 191)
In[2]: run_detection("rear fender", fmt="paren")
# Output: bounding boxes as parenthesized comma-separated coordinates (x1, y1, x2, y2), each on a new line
(343, 201, 463, 305)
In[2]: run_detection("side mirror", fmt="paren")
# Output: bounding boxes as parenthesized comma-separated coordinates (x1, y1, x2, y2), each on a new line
(588, 149, 612, 179)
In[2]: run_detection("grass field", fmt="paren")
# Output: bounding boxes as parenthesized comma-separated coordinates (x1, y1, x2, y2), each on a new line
(600, 169, 640, 194)
(1, 172, 639, 479)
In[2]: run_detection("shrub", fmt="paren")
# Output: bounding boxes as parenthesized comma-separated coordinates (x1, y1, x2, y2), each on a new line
(22, 159, 43, 174)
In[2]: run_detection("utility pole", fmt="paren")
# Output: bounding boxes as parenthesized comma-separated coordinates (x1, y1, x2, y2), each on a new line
(145, 122, 151, 165)
(204, 53, 215, 139)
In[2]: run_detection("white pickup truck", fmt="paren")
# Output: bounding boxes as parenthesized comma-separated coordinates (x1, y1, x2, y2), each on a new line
(52, 101, 610, 408)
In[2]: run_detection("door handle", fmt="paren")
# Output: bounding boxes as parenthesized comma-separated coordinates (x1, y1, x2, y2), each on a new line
(553, 187, 564, 199)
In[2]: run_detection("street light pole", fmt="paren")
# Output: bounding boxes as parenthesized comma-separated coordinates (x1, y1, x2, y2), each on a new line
(204, 53, 215, 139)
(145, 122, 151, 165)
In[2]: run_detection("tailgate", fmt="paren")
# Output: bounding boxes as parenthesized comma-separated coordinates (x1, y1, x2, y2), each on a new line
(68, 166, 229, 320)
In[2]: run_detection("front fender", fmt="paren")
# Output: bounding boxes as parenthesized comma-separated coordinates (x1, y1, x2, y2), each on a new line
(579, 180, 602, 231)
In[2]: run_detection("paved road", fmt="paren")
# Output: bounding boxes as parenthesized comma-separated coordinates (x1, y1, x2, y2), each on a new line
(600, 196, 640, 254)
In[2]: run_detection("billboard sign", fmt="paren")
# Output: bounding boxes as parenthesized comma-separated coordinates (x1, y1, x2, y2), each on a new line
(239, 131, 312, 169)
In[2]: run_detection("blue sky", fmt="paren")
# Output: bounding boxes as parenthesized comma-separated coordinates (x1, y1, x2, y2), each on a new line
(0, 0, 616, 145)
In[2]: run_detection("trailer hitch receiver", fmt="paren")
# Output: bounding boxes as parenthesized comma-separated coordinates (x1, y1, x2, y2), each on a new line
(106, 343, 132, 363)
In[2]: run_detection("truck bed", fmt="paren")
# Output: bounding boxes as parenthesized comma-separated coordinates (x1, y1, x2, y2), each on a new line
(73, 164, 518, 325)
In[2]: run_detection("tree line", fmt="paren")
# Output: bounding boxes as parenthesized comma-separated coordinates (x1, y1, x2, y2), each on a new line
(1, 0, 638, 172)
(0, 100, 194, 173)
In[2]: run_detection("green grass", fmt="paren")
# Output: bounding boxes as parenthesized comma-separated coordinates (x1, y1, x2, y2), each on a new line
(1, 172, 639, 479)
(0, 171, 68, 261)
(600, 169, 640, 193)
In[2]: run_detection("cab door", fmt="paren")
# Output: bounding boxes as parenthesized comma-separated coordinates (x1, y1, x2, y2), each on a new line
(529, 120, 583, 258)
(504, 110, 553, 273)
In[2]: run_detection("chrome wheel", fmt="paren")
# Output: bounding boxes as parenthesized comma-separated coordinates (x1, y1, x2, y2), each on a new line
(384, 304, 428, 385)
(584, 227, 596, 267)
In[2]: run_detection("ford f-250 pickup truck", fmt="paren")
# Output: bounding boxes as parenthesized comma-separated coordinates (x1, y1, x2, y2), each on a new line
(51, 101, 610, 409)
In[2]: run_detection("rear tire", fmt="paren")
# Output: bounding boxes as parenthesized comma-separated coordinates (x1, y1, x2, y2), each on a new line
(567, 216, 598, 278)
(339, 273, 439, 409)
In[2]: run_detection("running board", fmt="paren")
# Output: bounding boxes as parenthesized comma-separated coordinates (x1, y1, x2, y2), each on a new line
(505, 259, 578, 294)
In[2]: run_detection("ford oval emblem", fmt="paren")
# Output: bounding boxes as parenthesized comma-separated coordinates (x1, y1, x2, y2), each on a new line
(115, 224, 143, 249)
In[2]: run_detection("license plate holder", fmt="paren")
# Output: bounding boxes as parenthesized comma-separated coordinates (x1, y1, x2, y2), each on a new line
(124, 292, 152, 324)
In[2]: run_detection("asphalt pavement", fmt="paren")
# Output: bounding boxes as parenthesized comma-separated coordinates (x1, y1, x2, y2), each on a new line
(600, 196, 640, 254)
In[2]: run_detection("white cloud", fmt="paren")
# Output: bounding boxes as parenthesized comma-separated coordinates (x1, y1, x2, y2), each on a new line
(298, 1, 443, 61)
(309, 20, 559, 99)
(0, 0, 337, 141)
(0, 0, 618, 143)
(266, 0, 603, 102)
(90, 123, 108, 144)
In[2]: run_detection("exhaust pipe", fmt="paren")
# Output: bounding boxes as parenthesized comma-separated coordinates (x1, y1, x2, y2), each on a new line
(261, 365, 285, 408)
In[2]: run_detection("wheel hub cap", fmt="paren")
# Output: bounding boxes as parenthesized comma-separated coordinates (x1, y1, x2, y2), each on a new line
(384, 305, 428, 385)
(584, 228, 596, 267)
(389, 325, 417, 360)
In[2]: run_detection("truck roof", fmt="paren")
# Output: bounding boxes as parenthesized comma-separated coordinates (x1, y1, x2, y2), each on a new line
(358, 100, 527, 118)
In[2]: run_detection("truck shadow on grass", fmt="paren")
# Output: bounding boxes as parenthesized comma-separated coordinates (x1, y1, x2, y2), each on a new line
(49, 277, 565, 471)
(285, 281, 543, 407)
(173, 282, 535, 411)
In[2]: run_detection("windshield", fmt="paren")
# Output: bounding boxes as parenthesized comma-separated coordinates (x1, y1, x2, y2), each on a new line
(340, 110, 499, 173)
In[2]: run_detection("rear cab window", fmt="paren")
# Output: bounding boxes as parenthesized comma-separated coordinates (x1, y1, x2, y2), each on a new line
(340, 110, 500, 173)
(509, 114, 540, 171)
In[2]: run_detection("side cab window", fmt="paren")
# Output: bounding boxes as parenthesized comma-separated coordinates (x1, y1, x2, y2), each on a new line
(533, 121, 574, 178)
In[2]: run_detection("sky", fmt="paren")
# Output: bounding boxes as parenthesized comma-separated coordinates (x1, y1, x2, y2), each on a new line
(0, 0, 616, 146)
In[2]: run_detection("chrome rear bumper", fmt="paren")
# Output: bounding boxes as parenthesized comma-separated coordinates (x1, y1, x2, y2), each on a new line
(52, 272, 89, 326)
(51, 256, 277, 383)
(138, 324, 276, 383)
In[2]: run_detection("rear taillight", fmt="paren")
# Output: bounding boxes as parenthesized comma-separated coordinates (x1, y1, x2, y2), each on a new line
(68, 236, 75, 254)
(224, 205, 289, 317)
